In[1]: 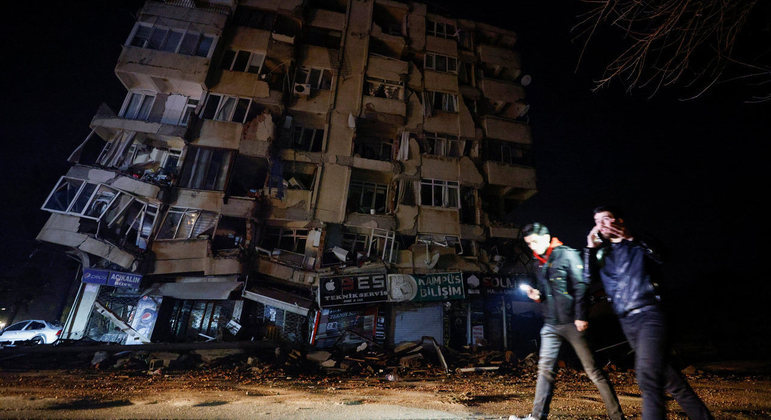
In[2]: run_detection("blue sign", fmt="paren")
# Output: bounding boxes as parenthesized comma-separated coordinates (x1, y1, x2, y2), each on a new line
(82, 268, 142, 289)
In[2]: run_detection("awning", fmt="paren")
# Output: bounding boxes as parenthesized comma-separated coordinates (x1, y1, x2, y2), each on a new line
(146, 281, 242, 300)
(242, 286, 312, 316)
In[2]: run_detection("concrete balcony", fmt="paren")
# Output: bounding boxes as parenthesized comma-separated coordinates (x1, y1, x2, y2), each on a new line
(115, 46, 211, 98)
(212, 70, 271, 99)
(89, 104, 187, 146)
(66, 165, 162, 201)
(255, 256, 316, 286)
(307, 8, 346, 32)
(170, 188, 226, 213)
(150, 239, 243, 275)
(478, 78, 525, 104)
(483, 160, 536, 192)
(190, 118, 242, 150)
(361, 95, 406, 124)
(367, 54, 408, 82)
(417, 207, 460, 236)
(36, 214, 138, 270)
(265, 189, 313, 221)
(289, 89, 333, 115)
(477, 44, 521, 75)
(481, 116, 532, 144)
(425, 35, 457, 57)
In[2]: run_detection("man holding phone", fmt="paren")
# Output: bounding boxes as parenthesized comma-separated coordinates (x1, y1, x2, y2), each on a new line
(584, 206, 712, 420)
(510, 223, 624, 420)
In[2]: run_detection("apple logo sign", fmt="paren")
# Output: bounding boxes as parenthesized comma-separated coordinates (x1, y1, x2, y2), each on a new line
(325, 280, 336, 292)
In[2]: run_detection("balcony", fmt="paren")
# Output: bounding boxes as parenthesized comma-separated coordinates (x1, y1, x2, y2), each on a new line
(477, 44, 521, 77)
(307, 8, 346, 32)
(483, 160, 536, 194)
(65, 165, 163, 201)
(115, 46, 211, 98)
(478, 78, 525, 104)
(190, 118, 243, 150)
(150, 239, 243, 275)
(89, 103, 187, 145)
(481, 116, 532, 144)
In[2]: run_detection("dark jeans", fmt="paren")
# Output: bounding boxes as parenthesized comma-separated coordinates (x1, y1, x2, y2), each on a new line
(532, 323, 624, 420)
(619, 308, 713, 420)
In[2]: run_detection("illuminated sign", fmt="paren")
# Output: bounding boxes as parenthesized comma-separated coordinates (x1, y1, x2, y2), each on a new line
(318, 272, 388, 307)
(82, 268, 142, 289)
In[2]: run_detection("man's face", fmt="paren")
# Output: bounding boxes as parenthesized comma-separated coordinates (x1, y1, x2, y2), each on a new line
(594, 211, 623, 239)
(524, 233, 551, 256)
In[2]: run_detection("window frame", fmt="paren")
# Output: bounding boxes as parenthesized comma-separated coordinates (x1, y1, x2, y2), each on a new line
(426, 19, 456, 39)
(126, 22, 217, 58)
(202, 93, 259, 124)
(221, 49, 266, 74)
(294, 66, 333, 90)
(41, 177, 121, 221)
(155, 207, 220, 241)
(424, 53, 458, 74)
(419, 178, 460, 208)
(348, 180, 389, 214)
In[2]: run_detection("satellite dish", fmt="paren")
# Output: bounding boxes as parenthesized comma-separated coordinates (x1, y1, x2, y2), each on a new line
(520, 74, 532, 86)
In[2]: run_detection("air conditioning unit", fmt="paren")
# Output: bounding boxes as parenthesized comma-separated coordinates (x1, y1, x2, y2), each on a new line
(293, 83, 311, 96)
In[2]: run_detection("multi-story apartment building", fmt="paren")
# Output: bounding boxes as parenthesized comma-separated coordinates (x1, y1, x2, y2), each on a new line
(37, 0, 537, 350)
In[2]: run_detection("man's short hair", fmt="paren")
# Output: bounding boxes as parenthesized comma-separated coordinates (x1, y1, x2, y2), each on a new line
(522, 222, 549, 237)
(593, 205, 624, 219)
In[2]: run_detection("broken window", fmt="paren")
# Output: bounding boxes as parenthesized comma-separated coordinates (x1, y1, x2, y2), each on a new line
(420, 179, 460, 208)
(101, 198, 159, 251)
(396, 179, 416, 206)
(261, 227, 308, 254)
(424, 53, 457, 74)
(347, 180, 388, 214)
(212, 216, 247, 251)
(159, 95, 199, 126)
(156, 207, 219, 240)
(41, 177, 121, 220)
(126, 22, 215, 58)
(354, 137, 393, 161)
(460, 186, 477, 224)
(295, 66, 333, 90)
(426, 19, 456, 39)
(324, 226, 398, 265)
(417, 234, 463, 254)
(221, 49, 265, 74)
(201, 94, 262, 124)
(278, 121, 324, 152)
(487, 140, 533, 166)
(167, 300, 229, 341)
(178, 146, 233, 191)
(423, 91, 458, 115)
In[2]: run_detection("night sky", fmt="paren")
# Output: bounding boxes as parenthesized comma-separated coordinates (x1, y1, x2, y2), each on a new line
(2, 1, 768, 355)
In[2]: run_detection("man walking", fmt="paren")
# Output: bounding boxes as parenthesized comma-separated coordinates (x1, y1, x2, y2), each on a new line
(511, 223, 624, 420)
(584, 206, 712, 419)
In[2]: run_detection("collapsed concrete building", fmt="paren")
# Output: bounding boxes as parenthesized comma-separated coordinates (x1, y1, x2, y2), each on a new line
(37, 0, 538, 351)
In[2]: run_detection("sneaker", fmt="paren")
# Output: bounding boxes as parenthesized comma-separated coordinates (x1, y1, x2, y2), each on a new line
(508, 415, 537, 420)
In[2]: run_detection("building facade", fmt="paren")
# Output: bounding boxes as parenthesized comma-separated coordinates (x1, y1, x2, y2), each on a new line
(37, 0, 538, 350)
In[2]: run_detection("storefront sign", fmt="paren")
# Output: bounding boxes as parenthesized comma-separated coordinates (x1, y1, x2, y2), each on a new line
(414, 272, 464, 302)
(318, 272, 388, 307)
(82, 268, 142, 289)
(464, 272, 529, 296)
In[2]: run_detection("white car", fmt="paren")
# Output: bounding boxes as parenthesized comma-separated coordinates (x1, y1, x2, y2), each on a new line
(0, 320, 62, 345)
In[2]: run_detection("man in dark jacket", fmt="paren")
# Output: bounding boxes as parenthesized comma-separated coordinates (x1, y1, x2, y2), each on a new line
(584, 206, 712, 420)
(511, 223, 624, 420)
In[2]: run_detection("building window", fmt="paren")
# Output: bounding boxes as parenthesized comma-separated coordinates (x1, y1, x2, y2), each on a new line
(424, 53, 457, 74)
(201, 94, 261, 124)
(41, 177, 121, 221)
(221, 49, 265, 74)
(423, 132, 463, 157)
(178, 147, 233, 191)
(101, 198, 159, 250)
(120, 92, 156, 121)
(420, 179, 459, 208)
(364, 77, 404, 100)
(156, 207, 219, 240)
(423, 91, 458, 115)
(487, 140, 533, 166)
(283, 124, 324, 152)
(347, 180, 388, 214)
(294, 66, 333, 90)
(354, 137, 393, 161)
(426, 20, 456, 39)
(127, 23, 215, 58)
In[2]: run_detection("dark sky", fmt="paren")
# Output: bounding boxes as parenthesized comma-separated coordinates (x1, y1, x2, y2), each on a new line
(1, 1, 768, 337)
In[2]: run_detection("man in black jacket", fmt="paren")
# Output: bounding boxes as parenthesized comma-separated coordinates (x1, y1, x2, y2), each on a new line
(584, 206, 712, 420)
(511, 223, 624, 420)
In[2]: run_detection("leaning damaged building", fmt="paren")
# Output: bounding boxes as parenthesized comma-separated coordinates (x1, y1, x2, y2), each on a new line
(36, 0, 538, 351)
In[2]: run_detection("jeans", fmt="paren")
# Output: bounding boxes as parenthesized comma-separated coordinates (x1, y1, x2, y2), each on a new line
(619, 308, 713, 420)
(532, 323, 624, 420)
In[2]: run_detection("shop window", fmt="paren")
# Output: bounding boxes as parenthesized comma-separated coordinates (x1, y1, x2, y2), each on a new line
(167, 300, 226, 341)
(420, 179, 459, 208)
(156, 207, 219, 240)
